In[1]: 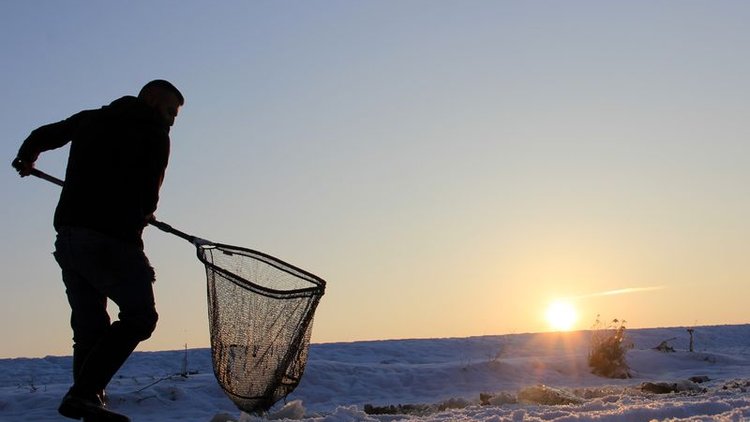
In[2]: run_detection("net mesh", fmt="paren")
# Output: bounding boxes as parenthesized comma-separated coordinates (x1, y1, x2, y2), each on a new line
(197, 243, 325, 414)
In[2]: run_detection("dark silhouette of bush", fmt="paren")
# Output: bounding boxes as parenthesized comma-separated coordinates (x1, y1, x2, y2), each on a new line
(588, 316, 631, 378)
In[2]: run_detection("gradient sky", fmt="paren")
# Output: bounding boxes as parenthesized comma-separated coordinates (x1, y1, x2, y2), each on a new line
(2, 1, 749, 358)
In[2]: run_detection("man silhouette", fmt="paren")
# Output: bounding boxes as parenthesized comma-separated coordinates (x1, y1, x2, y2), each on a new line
(12, 80, 184, 421)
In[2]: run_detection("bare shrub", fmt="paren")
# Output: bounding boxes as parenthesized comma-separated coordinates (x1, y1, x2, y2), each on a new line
(588, 315, 631, 378)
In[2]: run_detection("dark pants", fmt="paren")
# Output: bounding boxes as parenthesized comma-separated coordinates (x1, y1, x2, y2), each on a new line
(53, 226, 158, 396)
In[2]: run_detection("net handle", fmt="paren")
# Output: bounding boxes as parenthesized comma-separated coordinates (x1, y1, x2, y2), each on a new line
(28, 168, 211, 246)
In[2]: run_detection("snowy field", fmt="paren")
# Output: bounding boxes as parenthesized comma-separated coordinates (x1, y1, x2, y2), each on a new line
(1, 324, 749, 421)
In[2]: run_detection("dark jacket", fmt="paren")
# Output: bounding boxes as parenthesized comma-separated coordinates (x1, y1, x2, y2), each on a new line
(17, 96, 170, 245)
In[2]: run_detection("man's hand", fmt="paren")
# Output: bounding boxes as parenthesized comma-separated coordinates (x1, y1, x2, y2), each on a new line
(11, 157, 34, 177)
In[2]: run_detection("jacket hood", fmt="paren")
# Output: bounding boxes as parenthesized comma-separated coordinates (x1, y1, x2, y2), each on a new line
(106, 96, 170, 133)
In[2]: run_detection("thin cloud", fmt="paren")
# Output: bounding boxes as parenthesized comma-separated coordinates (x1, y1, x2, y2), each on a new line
(573, 286, 667, 300)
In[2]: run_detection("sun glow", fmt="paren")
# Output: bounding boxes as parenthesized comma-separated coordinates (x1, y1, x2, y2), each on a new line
(545, 300, 578, 331)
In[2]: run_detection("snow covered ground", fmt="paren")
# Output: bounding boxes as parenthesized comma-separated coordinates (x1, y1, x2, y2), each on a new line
(1, 324, 749, 421)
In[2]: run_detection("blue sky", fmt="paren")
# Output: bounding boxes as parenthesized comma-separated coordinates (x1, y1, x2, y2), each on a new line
(2, 1, 749, 358)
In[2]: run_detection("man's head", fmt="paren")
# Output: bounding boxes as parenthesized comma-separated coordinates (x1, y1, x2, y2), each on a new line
(138, 80, 184, 127)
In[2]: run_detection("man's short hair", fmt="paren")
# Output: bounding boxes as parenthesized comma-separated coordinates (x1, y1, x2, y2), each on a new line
(139, 80, 185, 105)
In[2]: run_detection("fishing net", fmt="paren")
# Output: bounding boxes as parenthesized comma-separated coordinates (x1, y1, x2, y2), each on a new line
(197, 242, 326, 414)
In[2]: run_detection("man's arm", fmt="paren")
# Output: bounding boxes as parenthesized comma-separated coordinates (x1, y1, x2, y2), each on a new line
(141, 134, 170, 223)
(11, 110, 92, 176)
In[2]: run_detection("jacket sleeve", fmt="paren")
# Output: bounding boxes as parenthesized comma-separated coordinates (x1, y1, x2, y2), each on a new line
(16, 110, 94, 162)
(141, 134, 170, 219)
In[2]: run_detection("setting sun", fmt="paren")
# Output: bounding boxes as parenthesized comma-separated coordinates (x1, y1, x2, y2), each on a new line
(545, 300, 578, 331)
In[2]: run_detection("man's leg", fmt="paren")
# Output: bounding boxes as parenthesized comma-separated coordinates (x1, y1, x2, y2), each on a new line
(54, 230, 111, 386)
(73, 268, 158, 395)
(55, 228, 157, 420)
